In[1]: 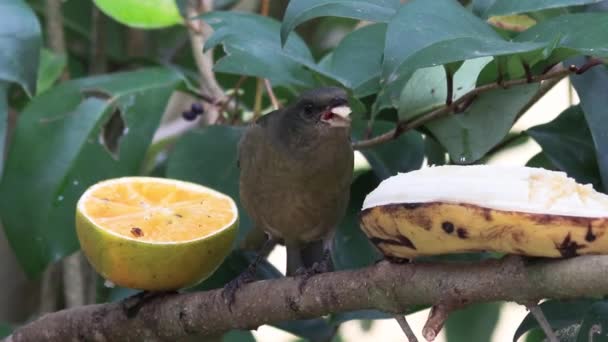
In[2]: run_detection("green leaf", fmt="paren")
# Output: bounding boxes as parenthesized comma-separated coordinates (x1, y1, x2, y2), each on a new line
(0, 0, 41, 96)
(93, 0, 182, 28)
(526, 152, 557, 170)
(513, 299, 595, 342)
(446, 302, 502, 342)
(333, 171, 381, 270)
(0, 68, 182, 276)
(569, 59, 608, 192)
(320, 23, 387, 96)
(201, 11, 317, 87)
(515, 13, 608, 60)
(527, 105, 602, 188)
(427, 83, 538, 164)
(475, 0, 602, 18)
(280, 0, 400, 44)
(576, 301, 608, 342)
(398, 57, 493, 121)
(382, 0, 544, 106)
(37, 49, 67, 95)
(166, 126, 252, 243)
(352, 120, 424, 180)
(424, 136, 448, 166)
(0, 322, 11, 338)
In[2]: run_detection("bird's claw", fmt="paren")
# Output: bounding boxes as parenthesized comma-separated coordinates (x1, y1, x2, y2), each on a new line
(121, 290, 177, 318)
(295, 258, 331, 294)
(222, 268, 256, 310)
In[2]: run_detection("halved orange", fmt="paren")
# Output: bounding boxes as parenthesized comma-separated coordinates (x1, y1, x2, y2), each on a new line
(76, 177, 238, 291)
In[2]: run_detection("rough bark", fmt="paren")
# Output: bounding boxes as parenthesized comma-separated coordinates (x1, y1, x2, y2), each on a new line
(7, 255, 608, 341)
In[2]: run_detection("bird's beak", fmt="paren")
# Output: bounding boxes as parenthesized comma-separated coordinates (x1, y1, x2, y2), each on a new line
(322, 105, 352, 128)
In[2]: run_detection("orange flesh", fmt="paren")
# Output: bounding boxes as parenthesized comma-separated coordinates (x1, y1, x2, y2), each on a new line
(82, 180, 234, 242)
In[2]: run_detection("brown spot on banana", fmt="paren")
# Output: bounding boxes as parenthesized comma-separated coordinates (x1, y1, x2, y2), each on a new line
(556, 233, 585, 258)
(360, 202, 608, 259)
(442, 222, 455, 234)
(586, 224, 597, 242)
(456, 228, 468, 239)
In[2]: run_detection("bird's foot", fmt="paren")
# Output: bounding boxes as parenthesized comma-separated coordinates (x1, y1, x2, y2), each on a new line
(121, 290, 178, 318)
(222, 265, 256, 310)
(294, 254, 332, 294)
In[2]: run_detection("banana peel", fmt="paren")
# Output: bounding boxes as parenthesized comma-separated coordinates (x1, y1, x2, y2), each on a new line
(359, 165, 608, 259)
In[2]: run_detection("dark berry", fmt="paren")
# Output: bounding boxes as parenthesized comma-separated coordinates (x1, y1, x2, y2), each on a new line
(191, 103, 204, 114)
(182, 110, 198, 121)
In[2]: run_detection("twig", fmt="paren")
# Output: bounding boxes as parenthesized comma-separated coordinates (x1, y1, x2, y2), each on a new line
(352, 58, 604, 150)
(89, 6, 107, 75)
(526, 303, 559, 342)
(422, 303, 455, 341)
(253, 79, 264, 119)
(45, 0, 66, 54)
(264, 79, 280, 110)
(9, 255, 608, 341)
(186, 0, 224, 124)
(394, 315, 418, 342)
(445, 71, 454, 106)
(513, 64, 566, 123)
(45, 0, 69, 80)
(252, 0, 272, 119)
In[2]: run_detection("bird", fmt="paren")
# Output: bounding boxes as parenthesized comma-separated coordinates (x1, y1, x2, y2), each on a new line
(224, 86, 354, 303)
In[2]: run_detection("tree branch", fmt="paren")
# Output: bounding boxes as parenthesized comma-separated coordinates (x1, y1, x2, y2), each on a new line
(352, 59, 604, 150)
(7, 255, 608, 341)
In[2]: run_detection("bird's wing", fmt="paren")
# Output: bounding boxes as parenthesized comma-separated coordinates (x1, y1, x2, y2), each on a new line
(236, 110, 279, 169)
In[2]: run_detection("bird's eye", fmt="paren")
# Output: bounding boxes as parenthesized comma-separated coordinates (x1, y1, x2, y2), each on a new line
(304, 103, 314, 115)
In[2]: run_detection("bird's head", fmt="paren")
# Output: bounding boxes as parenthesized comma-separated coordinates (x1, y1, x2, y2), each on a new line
(291, 87, 352, 129)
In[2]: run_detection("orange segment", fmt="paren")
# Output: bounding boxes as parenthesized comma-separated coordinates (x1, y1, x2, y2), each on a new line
(79, 177, 235, 242)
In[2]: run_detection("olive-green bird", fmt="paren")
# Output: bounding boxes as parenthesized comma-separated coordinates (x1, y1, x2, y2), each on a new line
(237, 86, 354, 280)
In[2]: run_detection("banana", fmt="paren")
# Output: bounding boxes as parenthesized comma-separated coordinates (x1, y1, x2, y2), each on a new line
(359, 165, 608, 259)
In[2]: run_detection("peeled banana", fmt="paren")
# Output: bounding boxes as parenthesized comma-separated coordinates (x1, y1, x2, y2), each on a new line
(359, 165, 608, 259)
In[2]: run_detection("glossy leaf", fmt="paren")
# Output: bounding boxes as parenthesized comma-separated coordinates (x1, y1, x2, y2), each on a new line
(515, 13, 608, 60)
(37, 49, 67, 95)
(201, 11, 317, 87)
(382, 0, 544, 106)
(280, 0, 400, 44)
(427, 83, 538, 164)
(93, 0, 182, 28)
(526, 152, 557, 170)
(398, 57, 493, 121)
(333, 171, 381, 270)
(320, 23, 386, 96)
(446, 302, 501, 342)
(576, 301, 608, 342)
(352, 120, 425, 180)
(0, 68, 182, 276)
(166, 126, 252, 243)
(513, 299, 595, 341)
(0, 0, 41, 96)
(474, 0, 602, 18)
(527, 105, 602, 188)
(569, 58, 608, 192)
